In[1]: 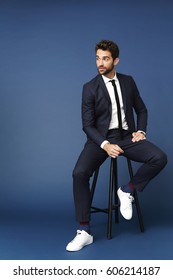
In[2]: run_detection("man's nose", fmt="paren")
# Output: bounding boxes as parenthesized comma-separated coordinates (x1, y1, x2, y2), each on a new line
(98, 59, 104, 66)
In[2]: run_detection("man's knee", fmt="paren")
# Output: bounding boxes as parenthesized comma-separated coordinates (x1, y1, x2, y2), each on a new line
(155, 150, 167, 169)
(160, 151, 167, 167)
(73, 166, 89, 181)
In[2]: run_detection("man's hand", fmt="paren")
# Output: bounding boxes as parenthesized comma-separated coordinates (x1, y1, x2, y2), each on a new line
(103, 143, 124, 158)
(132, 131, 146, 142)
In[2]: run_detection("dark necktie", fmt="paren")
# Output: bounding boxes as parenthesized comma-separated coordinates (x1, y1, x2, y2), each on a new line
(109, 79, 123, 139)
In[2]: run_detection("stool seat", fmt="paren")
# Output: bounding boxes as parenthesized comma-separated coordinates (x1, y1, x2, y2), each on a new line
(90, 157, 144, 239)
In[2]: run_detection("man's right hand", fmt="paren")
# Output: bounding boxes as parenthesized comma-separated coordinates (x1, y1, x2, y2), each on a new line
(103, 143, 124, 158)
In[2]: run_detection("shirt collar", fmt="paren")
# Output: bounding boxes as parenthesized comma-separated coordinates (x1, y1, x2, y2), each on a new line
(102, 74, 118, 84)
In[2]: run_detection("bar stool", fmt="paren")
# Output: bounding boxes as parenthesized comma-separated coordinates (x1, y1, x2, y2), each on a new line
(90, 157, 144, 239)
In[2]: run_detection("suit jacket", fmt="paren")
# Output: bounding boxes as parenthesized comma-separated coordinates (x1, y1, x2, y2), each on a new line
(82, 73, 148, 146)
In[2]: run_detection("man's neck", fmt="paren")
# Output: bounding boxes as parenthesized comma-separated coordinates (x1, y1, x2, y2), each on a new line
(103, 71, 116, 79)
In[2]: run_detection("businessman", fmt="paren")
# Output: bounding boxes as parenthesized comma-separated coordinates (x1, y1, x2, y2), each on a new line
(66, 40, 167, 251)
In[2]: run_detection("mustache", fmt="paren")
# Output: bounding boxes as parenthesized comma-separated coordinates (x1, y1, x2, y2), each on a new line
(98, 67, 106, 70)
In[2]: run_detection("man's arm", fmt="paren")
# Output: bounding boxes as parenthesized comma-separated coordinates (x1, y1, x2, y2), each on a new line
(130, 76, 147, 142)
(131, 76, 148, 133)
(81, 83, 107, 146)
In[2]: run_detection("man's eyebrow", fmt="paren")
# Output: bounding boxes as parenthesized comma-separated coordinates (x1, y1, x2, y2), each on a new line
(96, 55, 110, 58)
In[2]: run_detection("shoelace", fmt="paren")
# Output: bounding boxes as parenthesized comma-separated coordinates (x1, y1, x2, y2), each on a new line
(127, 195, 134, 206)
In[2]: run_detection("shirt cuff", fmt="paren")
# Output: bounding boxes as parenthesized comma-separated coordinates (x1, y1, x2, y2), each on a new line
(100, 140, 110, 149)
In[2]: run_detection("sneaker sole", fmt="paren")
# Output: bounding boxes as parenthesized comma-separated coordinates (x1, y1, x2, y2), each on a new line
(66, 238, 93, 252)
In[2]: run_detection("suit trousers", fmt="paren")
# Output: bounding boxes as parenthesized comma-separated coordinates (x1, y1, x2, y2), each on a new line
(72, 130, 167, 222)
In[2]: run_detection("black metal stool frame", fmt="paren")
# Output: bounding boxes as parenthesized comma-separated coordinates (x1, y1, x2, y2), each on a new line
(90, 157, 144, 239)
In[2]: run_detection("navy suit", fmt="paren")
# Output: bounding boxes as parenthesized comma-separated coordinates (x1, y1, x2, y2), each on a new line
(73, 73, 167, 222)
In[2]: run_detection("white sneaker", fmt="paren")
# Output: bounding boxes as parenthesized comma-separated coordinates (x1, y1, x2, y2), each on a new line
(117, 187, 134, 220)
(66, 230, 93, 251)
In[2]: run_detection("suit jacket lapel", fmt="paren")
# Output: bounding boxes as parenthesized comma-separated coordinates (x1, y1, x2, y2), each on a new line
(117, 73, 127, 112)
(97, 75, 111, 103)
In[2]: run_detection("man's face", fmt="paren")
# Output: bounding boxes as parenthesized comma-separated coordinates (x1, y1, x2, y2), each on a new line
(96, 49, 118, 78)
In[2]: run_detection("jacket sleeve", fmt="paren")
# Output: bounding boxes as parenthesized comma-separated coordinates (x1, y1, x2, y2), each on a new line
(81, 83, 107, 146)
(131, 76, 148, 132)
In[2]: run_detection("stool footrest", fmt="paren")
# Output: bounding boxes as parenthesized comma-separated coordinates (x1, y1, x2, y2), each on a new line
(91, 205, 118, 214)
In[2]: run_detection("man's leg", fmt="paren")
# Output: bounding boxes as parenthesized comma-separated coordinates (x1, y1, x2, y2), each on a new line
(66, 141, 108, 251)
(117, 136, 167, 220)
(106, 130, 167, 220)
(121, 138, 167, 192)
(73, 141, 108, 223)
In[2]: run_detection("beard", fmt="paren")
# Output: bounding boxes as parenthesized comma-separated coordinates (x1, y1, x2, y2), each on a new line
(97, 64, 114, 76)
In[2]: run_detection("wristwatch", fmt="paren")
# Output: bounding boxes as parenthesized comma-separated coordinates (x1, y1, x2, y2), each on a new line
(137, 130, 146, 136)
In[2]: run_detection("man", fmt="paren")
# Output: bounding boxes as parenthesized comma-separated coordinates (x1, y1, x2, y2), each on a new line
(66, 40, 167, 252)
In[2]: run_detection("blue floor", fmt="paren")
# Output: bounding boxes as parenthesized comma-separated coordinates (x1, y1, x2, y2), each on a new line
(0, 204, 173, 260)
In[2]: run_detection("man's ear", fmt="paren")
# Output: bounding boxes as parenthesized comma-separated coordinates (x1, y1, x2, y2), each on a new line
(114, 57, 119, 66)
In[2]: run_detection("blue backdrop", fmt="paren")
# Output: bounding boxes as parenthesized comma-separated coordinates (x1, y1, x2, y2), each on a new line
(0, 0, 172, 225)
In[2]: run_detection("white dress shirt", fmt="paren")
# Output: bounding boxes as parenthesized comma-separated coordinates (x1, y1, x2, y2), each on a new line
(100, 74, 128, 148)
(102, 74, 128, 130)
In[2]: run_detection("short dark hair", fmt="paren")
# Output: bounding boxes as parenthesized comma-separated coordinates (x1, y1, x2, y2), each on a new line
(95, 40, 119, 60)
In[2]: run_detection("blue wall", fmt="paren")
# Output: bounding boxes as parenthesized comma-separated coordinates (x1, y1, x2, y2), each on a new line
(0, 0, 172, 217)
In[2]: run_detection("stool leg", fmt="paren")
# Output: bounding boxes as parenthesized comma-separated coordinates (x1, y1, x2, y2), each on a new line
(107, 158, 114, 239)
(113, 158, 119, 224)
(133, 191, 144, 232)
(127, 158, 144, 232)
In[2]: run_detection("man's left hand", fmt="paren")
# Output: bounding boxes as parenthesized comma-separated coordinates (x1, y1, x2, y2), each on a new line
(132, 131, 146, 142)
